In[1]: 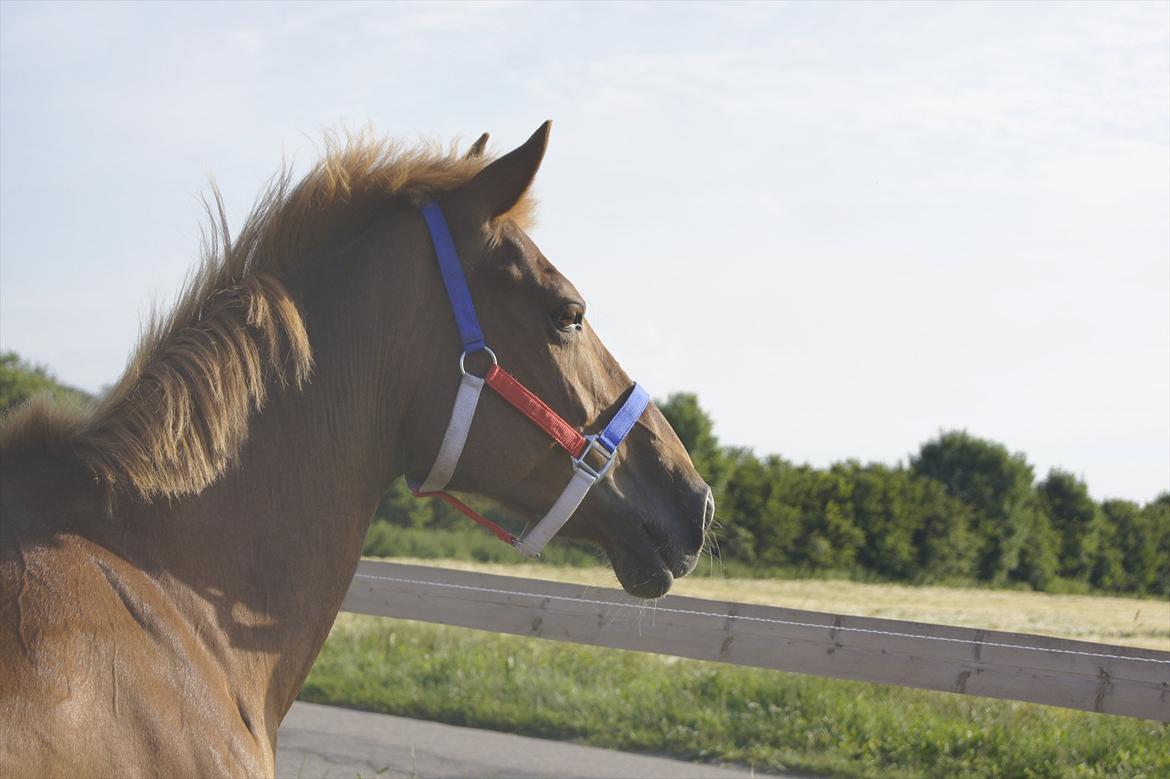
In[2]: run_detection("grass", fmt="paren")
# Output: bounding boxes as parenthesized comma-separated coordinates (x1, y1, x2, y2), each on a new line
(300, 557, 1170, 777)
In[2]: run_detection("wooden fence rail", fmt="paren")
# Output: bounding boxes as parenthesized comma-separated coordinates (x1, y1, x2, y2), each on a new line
(342, 560, 1170, 722)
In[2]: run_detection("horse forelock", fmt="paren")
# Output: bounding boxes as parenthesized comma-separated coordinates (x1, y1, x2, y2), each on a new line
(1, 129, 536, 501)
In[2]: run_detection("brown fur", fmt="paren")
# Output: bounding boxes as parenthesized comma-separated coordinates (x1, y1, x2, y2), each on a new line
(0, 131, 533, 501)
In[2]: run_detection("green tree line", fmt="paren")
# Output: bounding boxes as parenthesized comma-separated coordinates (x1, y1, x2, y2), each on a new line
(3, 353, 1165, 594)
(658, 392, 1169, 596)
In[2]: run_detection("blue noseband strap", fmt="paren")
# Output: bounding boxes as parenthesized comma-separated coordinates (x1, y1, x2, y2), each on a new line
(599, 384, 650, 454)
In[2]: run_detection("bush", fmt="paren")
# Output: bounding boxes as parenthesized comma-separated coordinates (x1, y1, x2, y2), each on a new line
(363, 521, 600, 567)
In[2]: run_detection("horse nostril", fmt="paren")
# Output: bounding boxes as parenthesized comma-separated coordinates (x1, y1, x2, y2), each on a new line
(702, 489, 715, 535)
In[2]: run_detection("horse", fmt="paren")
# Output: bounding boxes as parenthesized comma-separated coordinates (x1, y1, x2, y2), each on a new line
(0, 122, 713, 777)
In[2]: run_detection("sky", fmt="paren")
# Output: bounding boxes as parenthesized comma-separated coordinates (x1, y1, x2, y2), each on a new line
(1, 1, 1167, 502)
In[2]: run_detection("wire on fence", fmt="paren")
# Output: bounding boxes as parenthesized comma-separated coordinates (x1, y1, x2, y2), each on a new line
(352, 572, 1170, 665)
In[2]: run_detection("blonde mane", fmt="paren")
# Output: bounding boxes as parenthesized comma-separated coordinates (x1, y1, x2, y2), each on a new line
(1, 131, 532, 501)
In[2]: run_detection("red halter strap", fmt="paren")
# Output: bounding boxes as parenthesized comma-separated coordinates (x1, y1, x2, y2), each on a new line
(414, 490, 518, 545)
(484, 365, 588, 459)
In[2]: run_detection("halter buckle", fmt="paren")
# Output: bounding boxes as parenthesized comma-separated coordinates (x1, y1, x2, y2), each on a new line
(571, 435, 616, 481)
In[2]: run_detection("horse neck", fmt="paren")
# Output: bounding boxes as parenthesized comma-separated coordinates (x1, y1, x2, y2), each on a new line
(136, 216, 435, 735)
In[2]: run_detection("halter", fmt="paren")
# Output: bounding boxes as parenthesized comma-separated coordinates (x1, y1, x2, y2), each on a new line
(408, 202, 650, 557)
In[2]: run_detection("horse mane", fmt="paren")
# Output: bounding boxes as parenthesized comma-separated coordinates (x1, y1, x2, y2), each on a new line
(0, 130, 533, 501)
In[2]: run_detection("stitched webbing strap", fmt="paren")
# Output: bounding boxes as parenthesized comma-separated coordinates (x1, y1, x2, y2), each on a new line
(514, 469, 597, 557)
(484, 365, 588, 457)
(420, 203, 486, 354)
(410, 372, 485, 494)
(598, 384, 650, 454)
(416, 490, 516, 545)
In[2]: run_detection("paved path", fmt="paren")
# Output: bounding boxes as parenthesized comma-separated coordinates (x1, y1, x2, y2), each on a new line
(276, 702, 788, 779)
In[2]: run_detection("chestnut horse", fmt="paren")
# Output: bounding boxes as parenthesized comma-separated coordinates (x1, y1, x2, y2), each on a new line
(0, 123, 712, 777)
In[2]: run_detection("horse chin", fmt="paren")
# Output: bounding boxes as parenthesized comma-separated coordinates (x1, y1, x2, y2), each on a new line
(615, 563, 675, 600)
(600, 538, 677, 600)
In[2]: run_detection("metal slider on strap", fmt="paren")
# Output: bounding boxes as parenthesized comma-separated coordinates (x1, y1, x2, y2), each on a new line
(571, 435, 617, 481)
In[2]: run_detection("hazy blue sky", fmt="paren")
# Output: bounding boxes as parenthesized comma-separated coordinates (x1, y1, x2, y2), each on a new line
(2, 1, 1167, 501)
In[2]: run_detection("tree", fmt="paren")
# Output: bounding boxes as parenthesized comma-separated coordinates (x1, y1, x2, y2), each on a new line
(1099, 500, 1144, 592)
(1090, 513, 1127, 592)
(797, 466, 864, 570)
(847, 462, 977, 582)
(848, 462, 920, 579)
(1143, 493, 1170, 596)
(1012, 507, 1060, 591)
(911, 476, 979, 581)
(1036, 469, 1103, 582)
(911, 430, 1045, 584)
(657, 392, 724, 479)
(0, 351, 90, 413)
(715, 449, 770, 565)
(733, 461, 864, 571)
(1099, 498, 1168, 595)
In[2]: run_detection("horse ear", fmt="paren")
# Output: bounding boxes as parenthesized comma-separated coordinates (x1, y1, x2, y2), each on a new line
(451, 121, 550, 224)
(465, 132, 490, 159)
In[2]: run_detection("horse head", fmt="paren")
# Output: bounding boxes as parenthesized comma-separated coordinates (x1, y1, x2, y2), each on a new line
(400, 123, 713, 598)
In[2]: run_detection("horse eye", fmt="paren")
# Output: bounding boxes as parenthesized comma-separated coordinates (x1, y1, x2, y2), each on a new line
(554, 304, 584, 333)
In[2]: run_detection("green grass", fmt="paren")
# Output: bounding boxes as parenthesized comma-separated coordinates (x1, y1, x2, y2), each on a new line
(301, 614, 1170, 778)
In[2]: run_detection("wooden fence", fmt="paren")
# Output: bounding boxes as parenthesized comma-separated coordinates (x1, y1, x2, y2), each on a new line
(342, 559, 1170, 722)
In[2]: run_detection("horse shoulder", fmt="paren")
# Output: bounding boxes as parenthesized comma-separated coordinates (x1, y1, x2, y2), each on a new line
(0, 462, 271, 777)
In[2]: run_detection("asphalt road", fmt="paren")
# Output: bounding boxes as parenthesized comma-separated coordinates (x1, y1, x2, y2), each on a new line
(276, 702, 790, 779)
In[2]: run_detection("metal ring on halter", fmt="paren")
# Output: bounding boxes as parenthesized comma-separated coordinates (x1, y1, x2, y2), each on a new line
(459, 346, 498, 377)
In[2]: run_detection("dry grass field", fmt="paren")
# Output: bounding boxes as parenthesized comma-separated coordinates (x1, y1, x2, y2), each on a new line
(375, 556, 1170, 650)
